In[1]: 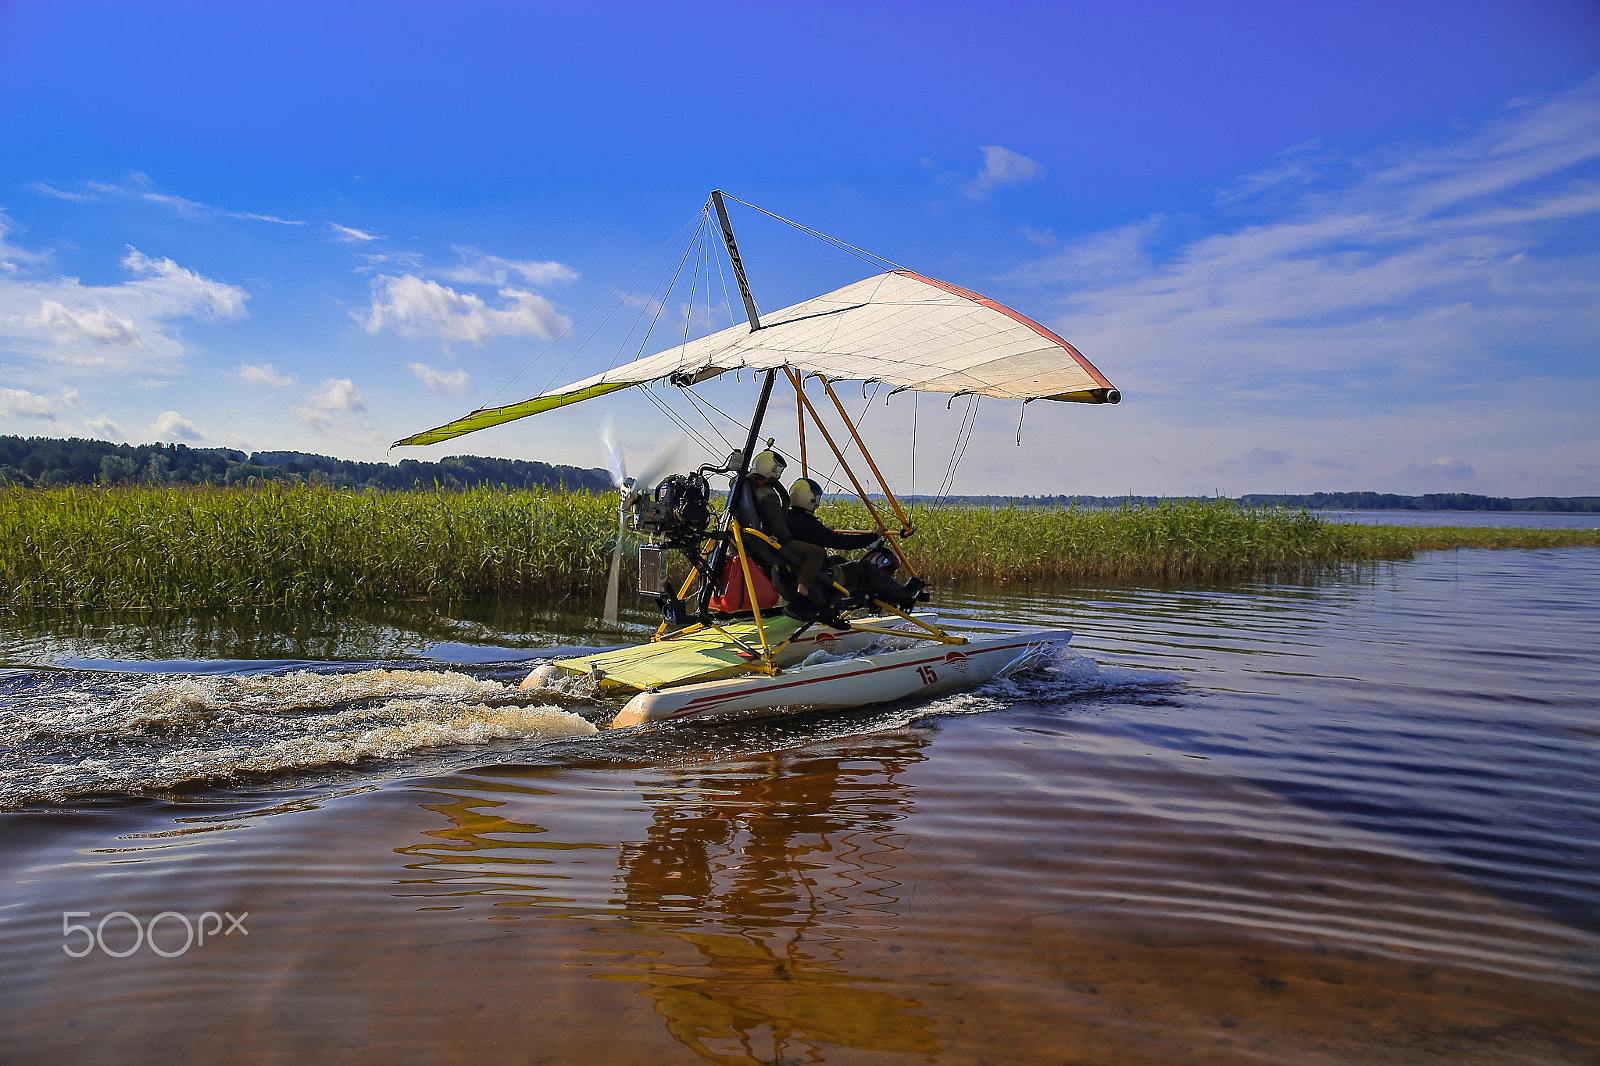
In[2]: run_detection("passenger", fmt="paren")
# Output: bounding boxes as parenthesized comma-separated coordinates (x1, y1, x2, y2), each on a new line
(786, 477, 927, 611)
(746, 449, 828, 602)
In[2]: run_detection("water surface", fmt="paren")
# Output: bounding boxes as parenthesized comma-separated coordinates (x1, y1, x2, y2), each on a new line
(2, 547, 1596, 1063)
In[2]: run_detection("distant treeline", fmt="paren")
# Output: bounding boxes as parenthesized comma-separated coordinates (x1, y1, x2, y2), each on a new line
(1242, 492, 1600, 513)
(912, 492, 1600, 513)
(0, 435, 611, 493)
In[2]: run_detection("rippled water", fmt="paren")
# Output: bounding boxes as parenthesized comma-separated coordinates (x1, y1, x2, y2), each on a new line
(2, 547, 1597, 1063)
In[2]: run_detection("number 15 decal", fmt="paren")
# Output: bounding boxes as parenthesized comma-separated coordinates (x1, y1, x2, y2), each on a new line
(916, 665, 937, 685)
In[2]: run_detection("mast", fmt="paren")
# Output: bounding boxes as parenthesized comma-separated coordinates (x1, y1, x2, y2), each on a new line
(704, 191, 777, 615)
(711, 190, 761, 332)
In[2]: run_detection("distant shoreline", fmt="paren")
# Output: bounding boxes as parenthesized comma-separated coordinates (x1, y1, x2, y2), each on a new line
(3, 436, 1593, 513)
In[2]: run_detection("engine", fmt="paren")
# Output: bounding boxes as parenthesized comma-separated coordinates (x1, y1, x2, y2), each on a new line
(628, 471, 713, 548)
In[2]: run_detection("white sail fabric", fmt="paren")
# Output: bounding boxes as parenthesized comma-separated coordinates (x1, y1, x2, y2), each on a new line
(395, 269, 1116, 446)
(575, 269, 1114, 402)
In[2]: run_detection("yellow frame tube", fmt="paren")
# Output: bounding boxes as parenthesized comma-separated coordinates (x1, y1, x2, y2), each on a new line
(820, 377, 914, 532)
(784, 369, 890, 532)
(796, 374, 808, 476)
(728, 520, 780, 674)
(785, 369, 919, 579)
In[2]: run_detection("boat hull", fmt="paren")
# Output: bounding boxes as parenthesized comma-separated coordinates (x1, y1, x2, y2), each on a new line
(609, 628, 1071, 728)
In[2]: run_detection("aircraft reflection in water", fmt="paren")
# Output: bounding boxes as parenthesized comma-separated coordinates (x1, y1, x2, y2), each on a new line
(396, 732, 941, 1065)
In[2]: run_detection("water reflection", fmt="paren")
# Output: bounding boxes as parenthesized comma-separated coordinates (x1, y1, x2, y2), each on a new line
(400, 735, 943, 1064)
(395, 778, 609, 909)
(606, 740, 939, 1063)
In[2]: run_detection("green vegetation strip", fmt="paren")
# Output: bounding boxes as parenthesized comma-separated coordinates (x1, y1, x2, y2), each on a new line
(2, 486, 1595, 609)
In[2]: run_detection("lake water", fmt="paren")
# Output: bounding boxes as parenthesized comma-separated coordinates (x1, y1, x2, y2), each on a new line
(2, 546, 1597, 1064)
(1318, 509, 1599, 528)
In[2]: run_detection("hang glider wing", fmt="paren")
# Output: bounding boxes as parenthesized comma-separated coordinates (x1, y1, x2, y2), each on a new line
(395, 270, 1118, 447)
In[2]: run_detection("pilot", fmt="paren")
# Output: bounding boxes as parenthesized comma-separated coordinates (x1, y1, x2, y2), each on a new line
(747, 449, 829, 603)
(786, 477, 927, 611)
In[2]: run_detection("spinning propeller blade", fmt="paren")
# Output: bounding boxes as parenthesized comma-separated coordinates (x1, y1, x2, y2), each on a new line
(597, 418, 686, 625)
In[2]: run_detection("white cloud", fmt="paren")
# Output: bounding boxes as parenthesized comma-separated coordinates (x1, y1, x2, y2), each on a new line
(83, 415, 121, 439)
(293, 406, 336, 432)
(0, 210, 49, 273)
(58, 388, 82, 407)
(150, 410, 205, 441)
(310, 378, 364, 411)
(442, 246, 578, 287)
(120, 247, 248, 319)
(0, 236, 249, 371)
(239, 362, 298, 387)
(961, 146, 1046, 199)
(1399, 456, 1476, 482)
(0, 387, 56, 420)
(25, 301, 140, 345)
(409, 362, 470, 395)
(330, 222, 384, 243)
(364, 275, 570, 345)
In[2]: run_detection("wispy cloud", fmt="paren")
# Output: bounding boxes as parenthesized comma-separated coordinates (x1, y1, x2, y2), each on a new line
(442, 246, 578, 287)
(25, 181, 97, 203)
(1013, 77, 1600, 414)
(293, 407, 336, 433)
(33, 172, 303, 224)
(962, 145, 1046, 199)
(408, 362, 470, 394)
(310, 378, 364, 411)
(364, 275, 570, 345)
(239, 362, 297, 388)
(0, 233, 250, 371)
(329, 222, 384, 243)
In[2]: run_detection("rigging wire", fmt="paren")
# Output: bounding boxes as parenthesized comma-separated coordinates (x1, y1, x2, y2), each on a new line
(936, 395, 980, 500)
(490, 209, 706, 410)
(816, 379, 882, 502)
(614, 212, 705, 373)
(640, 384, 719, 456)
(678, 388, 737, 453)
(722, 193, 905, 273)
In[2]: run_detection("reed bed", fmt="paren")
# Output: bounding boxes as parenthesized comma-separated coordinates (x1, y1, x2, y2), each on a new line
(2, 485, 1595, 609)
(851, 501, 1598, 585)
(0, 484, 615, 609)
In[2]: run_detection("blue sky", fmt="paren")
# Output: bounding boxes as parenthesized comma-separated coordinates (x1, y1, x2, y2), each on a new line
(1, 0, 1597, 496)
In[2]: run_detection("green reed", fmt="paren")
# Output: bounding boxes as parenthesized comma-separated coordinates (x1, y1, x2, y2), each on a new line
(3, 486, 1595, 608)
(825, 499, 1599, 585)
(0, 483, 617, 609)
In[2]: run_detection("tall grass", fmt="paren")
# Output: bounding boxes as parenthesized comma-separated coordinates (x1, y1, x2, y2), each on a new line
(855, 501, 1599, 585)
(0, 484, 615, 609)
(2, 486, 1594, 608)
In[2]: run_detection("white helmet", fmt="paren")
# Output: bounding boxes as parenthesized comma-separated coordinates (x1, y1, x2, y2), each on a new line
(789, 477, 822, 511)
(751, 449, 787, 478)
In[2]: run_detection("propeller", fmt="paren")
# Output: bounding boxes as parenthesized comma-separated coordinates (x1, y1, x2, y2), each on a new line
(599, 415, 687, 625)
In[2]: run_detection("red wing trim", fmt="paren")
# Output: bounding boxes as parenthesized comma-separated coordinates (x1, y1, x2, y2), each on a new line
(894, 269, 1115, 391)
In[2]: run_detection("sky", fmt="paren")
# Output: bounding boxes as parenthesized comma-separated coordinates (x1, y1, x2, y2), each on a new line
(1, 0, 1597, 498)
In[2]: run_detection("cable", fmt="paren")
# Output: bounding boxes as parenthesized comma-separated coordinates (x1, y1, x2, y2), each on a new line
(722, 193, 904, 273)
(493, 208, 706, 409)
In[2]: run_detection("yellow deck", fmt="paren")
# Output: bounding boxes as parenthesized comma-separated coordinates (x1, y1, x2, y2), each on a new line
(550, 616, 808, 690)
